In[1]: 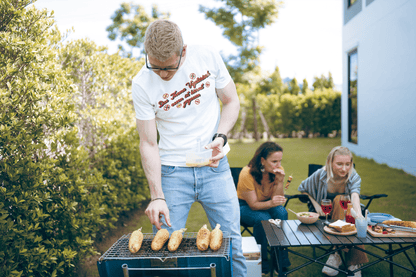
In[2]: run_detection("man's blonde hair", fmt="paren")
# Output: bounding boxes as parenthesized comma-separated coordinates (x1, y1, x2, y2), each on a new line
(144, 19, 183, 62)
(324, 146, 354, 183)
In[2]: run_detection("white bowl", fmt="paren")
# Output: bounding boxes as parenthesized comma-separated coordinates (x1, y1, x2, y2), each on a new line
(296, 212, 319, 224)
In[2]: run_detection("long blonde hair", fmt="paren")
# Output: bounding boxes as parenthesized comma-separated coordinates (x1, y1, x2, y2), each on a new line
(144, 19, 183, 62)
(324, 146, 354, 183)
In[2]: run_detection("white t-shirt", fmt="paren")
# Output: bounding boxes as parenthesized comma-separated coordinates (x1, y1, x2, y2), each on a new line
(132, 45, 232, 166)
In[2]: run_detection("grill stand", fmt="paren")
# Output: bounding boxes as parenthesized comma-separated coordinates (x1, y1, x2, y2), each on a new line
(122, 263, 217, 277)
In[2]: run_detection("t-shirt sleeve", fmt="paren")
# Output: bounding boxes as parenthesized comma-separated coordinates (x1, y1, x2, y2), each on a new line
(348, 171, 361, 195)
(212, 49, 232, 89)
(237, 167, 255, 195)
(132, 79, 155, 120)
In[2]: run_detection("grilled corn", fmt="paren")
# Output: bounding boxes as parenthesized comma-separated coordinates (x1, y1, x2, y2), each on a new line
(196, 224, 211, 251)
(210, 224, 223, 251)
(151, 229, 169, 251)
(168, 228, 187, 252)
(128, 227, 143, 253)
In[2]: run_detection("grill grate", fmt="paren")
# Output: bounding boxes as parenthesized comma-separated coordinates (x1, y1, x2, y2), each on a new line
(99, 232, 231, 261)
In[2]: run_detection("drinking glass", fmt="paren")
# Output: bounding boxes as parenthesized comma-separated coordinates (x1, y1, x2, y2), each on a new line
(321, 199, 332, 225)
(339, 195, 351, 221)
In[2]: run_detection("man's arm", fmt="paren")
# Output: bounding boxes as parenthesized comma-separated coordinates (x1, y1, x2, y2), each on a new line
(136, 118, 171, 229)
(205, 79, 240, 166)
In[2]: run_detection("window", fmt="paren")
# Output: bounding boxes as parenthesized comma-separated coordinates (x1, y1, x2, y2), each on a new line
(349, 0, 357, 7)
(348, 50, 358, 144)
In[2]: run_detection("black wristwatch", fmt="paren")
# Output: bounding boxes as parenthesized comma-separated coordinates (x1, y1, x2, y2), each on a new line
(212, 133, 227, 146)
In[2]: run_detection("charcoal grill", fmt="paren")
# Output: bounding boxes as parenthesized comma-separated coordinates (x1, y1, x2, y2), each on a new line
(97, 232, 232, 277)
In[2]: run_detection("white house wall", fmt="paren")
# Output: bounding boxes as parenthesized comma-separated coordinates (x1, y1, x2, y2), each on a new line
(342, 0, 416, 176)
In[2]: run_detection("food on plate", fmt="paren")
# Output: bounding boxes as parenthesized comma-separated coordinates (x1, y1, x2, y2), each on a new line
(372, 225, 395, 234)
(285, 176, 293, 189)
(151, 229, 170, 251)
(298, 212, 314, 217)
(197, 224, 211, 251)
(210, 224, 223, 251)
(168, 228, 187, 252)
(382, 220, 416, 229)
(329, 220, 356, 232)
(128, 227, 143, 253)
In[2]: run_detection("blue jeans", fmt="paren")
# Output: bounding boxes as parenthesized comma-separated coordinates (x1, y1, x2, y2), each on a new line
(239, 200, 291, 272)
(156, 156, 247, 277)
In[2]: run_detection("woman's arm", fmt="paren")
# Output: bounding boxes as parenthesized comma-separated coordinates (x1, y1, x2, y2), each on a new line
(351, 192, 363, 218)
(298, 169, 325, 216)
(241, 190, 286, 211)
(301, 192, 325, 216)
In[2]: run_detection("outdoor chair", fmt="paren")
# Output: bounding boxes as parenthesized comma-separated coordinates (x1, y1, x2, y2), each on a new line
(230, 167, 307, 236)
(285, 164, 388, 217)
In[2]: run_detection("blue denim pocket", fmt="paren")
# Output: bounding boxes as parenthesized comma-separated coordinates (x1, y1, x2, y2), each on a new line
(161, 165, 176, 176)
(210, 155, 230, 173)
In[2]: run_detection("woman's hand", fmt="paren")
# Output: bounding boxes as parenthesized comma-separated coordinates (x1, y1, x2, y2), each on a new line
(315, 205, 325, 217)
(272, 167, 285, 183)
(270, 195, 286, 207)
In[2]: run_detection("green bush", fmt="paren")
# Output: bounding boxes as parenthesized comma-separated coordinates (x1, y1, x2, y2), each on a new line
(1, 1, 147, 276)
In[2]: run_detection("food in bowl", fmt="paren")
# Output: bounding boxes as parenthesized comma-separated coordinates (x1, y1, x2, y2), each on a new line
(296, 212, 319, 224)
(298, 212, 313, 217)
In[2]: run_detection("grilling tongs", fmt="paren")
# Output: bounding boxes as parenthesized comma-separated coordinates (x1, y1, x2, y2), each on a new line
(368, 221, 416, 233)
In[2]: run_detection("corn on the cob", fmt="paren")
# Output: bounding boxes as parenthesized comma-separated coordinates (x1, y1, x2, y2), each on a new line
(128, 227, 143, 253)
(168, 228, 187, 252)
(196, 224, 211, 251)
(151, 229, 169, 251)
(210, 224, 223, 251)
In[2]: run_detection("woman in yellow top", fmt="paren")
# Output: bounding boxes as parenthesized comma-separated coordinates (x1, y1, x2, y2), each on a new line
(237, 141, 290, 274)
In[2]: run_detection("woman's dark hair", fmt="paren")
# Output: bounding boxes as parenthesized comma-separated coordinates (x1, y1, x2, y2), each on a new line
(248, 141, 283, 185)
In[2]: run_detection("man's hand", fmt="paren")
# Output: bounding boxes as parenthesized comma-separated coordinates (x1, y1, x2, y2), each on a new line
(204, 139, 224, 168)
(145, 199, 171, 230)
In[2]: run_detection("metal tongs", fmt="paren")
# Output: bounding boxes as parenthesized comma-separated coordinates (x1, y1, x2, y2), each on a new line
(269, 219, 282, 228)
(376, 223, 416, 233)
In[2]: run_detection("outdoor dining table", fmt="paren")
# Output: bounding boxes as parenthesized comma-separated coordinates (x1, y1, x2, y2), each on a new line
(262, 219, 416, 277)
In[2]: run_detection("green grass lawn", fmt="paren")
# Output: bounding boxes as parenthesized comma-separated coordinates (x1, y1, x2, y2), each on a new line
(79, 138, 416, 277)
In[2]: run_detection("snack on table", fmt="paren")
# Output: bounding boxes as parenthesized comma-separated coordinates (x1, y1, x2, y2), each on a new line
(329, 220, 356, 232)
(382, 220, 416, 229)
(372, 225, 395, 234)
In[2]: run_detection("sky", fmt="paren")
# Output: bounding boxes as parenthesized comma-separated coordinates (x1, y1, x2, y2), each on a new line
(32, 0, 343, 86)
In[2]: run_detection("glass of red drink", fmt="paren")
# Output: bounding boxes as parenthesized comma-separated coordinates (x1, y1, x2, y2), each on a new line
(321, 199, 332, 225)
(339, 195, 351, 221)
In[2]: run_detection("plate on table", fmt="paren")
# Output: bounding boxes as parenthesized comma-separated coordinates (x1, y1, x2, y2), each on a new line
(324, 226, 357, 236)
(367, 213, 401, 223)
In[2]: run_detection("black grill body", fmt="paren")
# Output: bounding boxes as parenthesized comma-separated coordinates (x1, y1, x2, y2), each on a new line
(97, 232, 232, 277)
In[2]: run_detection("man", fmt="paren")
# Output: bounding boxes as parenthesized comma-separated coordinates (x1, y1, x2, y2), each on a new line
(131, 19, 247, 276)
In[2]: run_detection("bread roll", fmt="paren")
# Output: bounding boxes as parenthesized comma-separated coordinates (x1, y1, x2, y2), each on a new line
(329, 220, 356, 232)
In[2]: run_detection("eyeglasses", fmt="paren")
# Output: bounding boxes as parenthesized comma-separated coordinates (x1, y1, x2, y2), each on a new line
(145, 49, 183, 72)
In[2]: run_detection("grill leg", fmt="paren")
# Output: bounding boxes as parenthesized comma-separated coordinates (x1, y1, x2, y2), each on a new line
(210, 263, 217, 277)
(122, 264, 129, 277)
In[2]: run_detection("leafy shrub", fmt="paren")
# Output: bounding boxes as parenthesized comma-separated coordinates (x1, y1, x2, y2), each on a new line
(1, 2, 147, 276)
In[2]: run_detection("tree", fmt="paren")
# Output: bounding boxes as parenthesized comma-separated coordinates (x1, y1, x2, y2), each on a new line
(106, 2, 169, 57)
(288, 77, 301, 95)
(312, 72, 334, 90)
(199, 0, 282, 140)
(301, 78, 309, 94)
